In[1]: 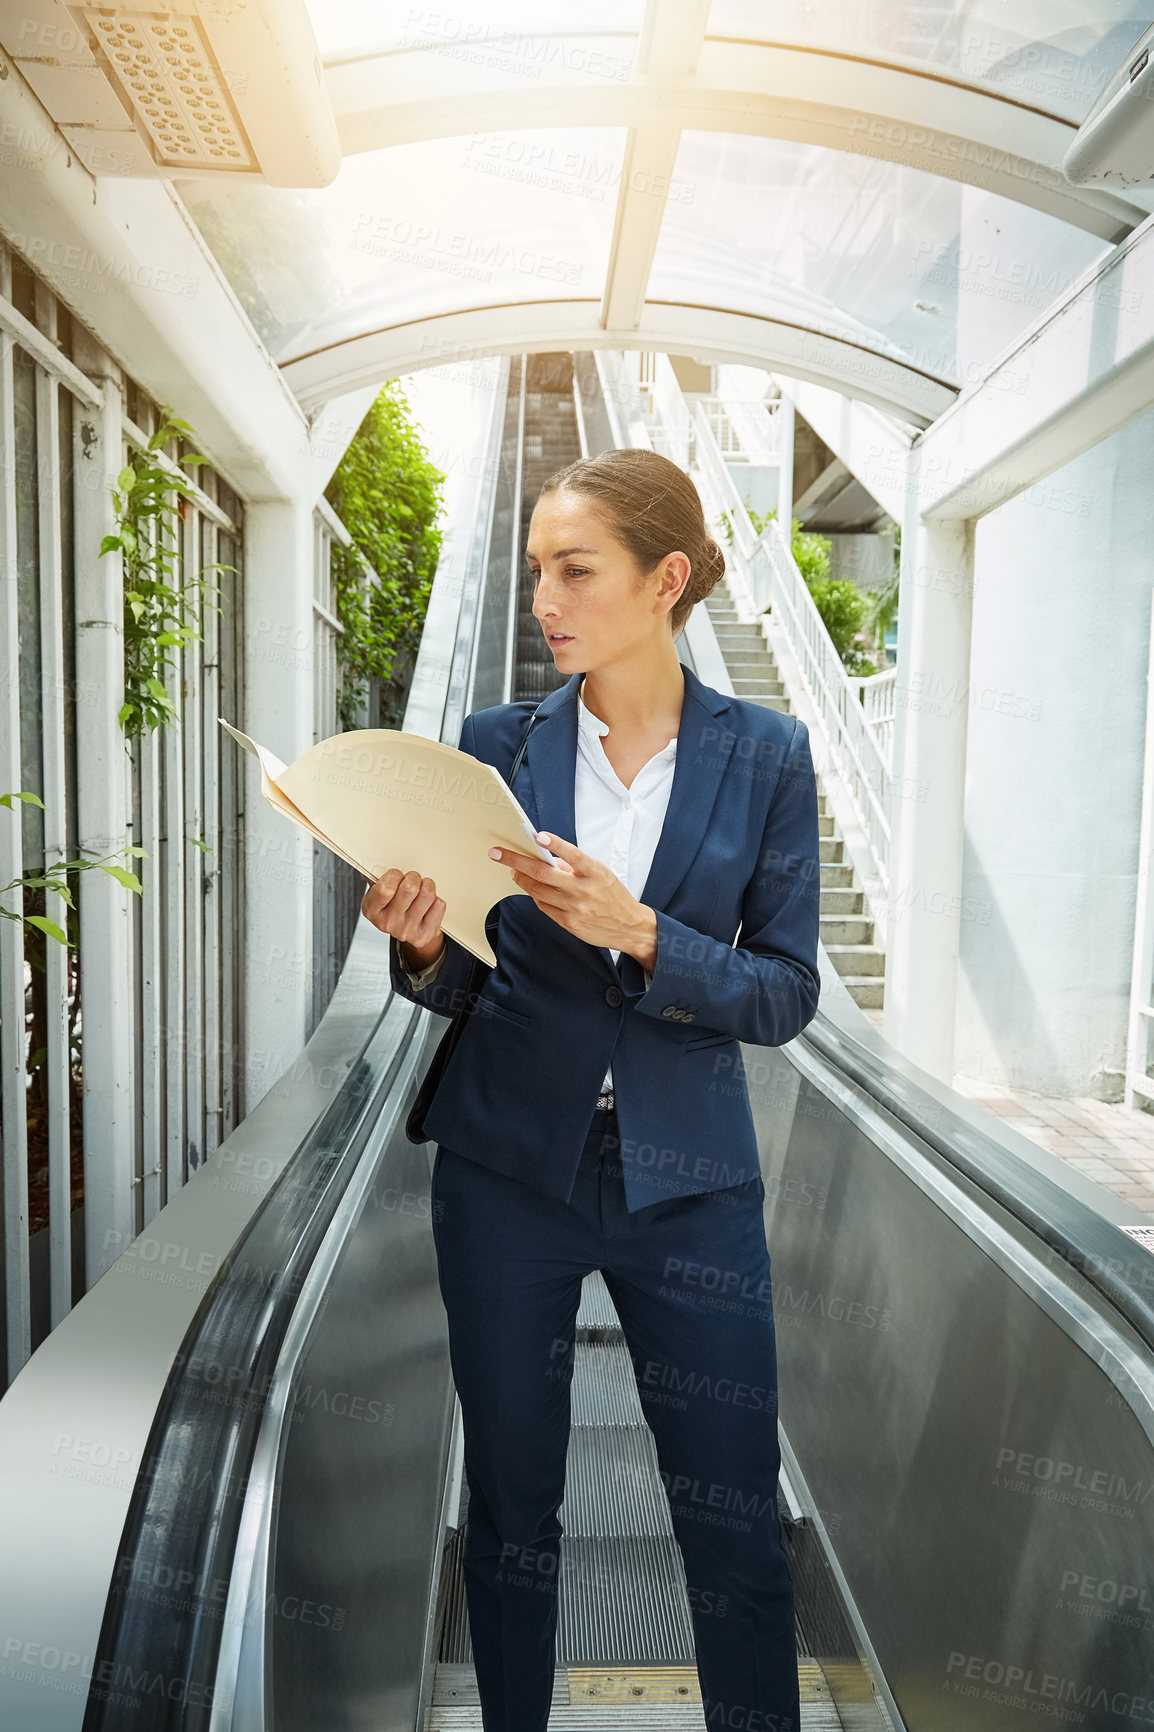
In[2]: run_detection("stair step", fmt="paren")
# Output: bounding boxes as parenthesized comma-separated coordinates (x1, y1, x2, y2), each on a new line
(819, 860, 854, 886)
(820, 887, 864, 914)
(743, 695, 791, 712)
(731, 679, 786, 697)
(841, 976, 886, 1009)
(824, 944, 886, 978)
(820, 914, 874, 944)
(819, 836, 845, 862)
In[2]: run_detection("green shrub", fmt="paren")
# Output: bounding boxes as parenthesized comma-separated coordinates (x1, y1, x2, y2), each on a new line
(324, 382, 447, 731)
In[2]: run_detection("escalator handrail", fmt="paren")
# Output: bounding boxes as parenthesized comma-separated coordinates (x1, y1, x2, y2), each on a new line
(801, 1009, 1154, 1358)
(81, 1001, 421, 1731)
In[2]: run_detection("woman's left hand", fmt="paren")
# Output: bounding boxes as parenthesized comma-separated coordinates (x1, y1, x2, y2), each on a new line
(489, 832, 658, 967)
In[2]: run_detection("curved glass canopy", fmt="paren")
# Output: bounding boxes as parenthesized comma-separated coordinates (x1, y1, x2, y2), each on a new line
(176, 0, 1146, 418)
(707, 0, 1152, 122)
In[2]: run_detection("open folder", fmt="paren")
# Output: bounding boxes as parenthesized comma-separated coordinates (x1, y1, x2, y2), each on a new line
(219, 718, 556, 968)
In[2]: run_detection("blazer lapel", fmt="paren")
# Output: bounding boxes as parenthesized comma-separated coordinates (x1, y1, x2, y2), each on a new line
(512, 665, 737, 981)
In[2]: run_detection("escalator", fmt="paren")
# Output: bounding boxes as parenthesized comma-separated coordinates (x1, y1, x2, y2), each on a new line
(1, 352, 1152, 1732)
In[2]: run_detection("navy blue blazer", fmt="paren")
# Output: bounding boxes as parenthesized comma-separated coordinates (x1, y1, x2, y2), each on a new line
(388, 664, 821, 1212)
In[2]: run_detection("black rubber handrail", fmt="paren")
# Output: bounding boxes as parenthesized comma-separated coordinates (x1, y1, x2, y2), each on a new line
(81, 1007, 417, 1732)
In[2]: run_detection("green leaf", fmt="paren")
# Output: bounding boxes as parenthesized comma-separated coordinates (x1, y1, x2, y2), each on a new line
(25, 914, 69, 945)
(117, 465, 137, 492)
(97, 863, 144, 892)
(0, 790, 45, 809)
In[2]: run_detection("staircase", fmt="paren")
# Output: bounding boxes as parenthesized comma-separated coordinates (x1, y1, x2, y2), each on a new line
(702, 582, 885, 1021)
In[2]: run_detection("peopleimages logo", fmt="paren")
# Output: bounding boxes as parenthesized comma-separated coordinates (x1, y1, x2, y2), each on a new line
(944, 1651, 1154, 1723)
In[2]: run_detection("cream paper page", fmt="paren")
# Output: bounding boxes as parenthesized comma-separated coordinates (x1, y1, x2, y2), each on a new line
(219, 718, 556, 967)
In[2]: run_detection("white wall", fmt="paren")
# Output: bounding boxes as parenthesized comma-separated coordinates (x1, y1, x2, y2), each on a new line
(956, 411, 1154, 1098)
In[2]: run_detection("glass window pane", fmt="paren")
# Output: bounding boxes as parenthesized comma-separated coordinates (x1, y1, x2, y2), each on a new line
(706, 1, 1151, 122)
(649, 131, 1109, 390)
(305, 2, 644, 58)
(180, 129, 625, 362)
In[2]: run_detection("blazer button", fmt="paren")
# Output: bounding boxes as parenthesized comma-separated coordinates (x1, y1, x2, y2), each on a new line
(662, 1005, 675, 1017)
(605, 984, 623, 1007)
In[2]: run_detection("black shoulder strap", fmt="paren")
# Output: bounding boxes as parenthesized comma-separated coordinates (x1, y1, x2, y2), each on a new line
(507, 702, 542, 785)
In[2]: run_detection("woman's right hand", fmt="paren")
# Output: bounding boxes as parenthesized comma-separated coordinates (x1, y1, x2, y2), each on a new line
(361, 868, 447, 970)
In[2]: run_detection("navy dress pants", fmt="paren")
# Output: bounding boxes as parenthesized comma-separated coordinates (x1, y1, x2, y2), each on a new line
(430, 1102, 800, 1732)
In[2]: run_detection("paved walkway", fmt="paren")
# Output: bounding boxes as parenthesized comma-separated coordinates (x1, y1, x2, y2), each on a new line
(856, 1007, 1154, 1222)
(949, 1073, 1154, 1222)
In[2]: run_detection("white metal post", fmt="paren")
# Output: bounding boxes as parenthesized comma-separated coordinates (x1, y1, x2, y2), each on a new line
(242, 498, 315, 1109)
(71, 329, 136, 1288)
(776, 394, 795, 536)
(886, 460, 975, 1083)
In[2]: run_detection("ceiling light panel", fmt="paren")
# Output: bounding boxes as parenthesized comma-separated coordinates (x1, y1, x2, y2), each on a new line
(80, 7, 256, 172)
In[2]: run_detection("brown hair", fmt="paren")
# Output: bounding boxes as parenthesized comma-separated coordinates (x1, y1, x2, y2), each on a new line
(536, 448, 725, 639)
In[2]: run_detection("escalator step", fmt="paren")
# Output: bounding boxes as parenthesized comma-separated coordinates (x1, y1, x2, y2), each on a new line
(427, 1659, 843, 1727)
(559, 1425, 673, 1537)
(577, 1270, 622, 1331)
(558, 1533, 694, 1662)
(570, 1339, 646, 1428)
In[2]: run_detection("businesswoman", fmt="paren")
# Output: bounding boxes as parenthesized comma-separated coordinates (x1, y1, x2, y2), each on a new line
(361, 446, 821, 1732)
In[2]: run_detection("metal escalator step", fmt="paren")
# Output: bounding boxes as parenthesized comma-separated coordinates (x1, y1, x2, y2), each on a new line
(558, 1533, 695, 1662)
(576, 1270, 620, 1332)
(570, 1339, 646, 1427)
(559, 1424, 673, 1537)
(427, 1660, 843, 1727)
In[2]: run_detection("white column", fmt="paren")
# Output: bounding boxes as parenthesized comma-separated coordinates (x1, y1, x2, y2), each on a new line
(885, 460, 975, 1083)
(775, 395, 795, 531)
(71, 330, 137, 1289)
(241, 498, 316, 1109)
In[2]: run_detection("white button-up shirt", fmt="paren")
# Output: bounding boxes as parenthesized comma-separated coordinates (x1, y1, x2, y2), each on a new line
(573, 680, 676, 1091)
(401, 678, 679, 1096)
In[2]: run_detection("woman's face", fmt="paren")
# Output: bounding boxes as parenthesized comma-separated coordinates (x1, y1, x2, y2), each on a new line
(527, 487, 689, 672)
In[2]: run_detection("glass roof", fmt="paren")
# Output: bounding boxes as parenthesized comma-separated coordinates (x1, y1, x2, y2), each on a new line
(647, 131, 1109, 387)
(177, 1, 1138, 413)
(304, 1, 643, 62)
(705, 1, 1151, 123)
(180, 130, 624, 363)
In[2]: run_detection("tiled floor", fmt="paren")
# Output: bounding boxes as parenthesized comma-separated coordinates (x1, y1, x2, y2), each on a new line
(856, 1006, 1154, 1220)
(949, 1073, 1154, 1221)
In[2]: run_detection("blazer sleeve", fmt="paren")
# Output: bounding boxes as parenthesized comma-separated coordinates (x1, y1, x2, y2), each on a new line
(625, 716, 821, 1047)
(386, 713, 491, 1019)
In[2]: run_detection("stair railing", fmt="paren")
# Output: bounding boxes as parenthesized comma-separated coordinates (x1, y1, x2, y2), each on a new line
(666, 387, 895, 921)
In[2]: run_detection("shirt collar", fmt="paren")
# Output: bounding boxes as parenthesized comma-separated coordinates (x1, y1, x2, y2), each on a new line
(577, 680, 610, 737)
(576, 677, 678, 755)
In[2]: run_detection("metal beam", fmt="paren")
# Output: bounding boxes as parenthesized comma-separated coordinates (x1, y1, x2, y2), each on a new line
(913, 211, 1154, 522)
(773, 375, 913, 524)
(599, 0, 710, 332)
(326, 38, 1148, 242)
(280, 300, 956, 427)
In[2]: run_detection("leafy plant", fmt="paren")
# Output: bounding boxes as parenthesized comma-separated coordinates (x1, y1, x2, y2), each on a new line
(0, 790, 146, 947)
(324, 383, 447, 732)
(805, 579, 877, 677)
(101, 410, 233, 740)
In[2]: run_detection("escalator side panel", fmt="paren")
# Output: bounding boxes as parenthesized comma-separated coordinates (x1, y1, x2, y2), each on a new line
(752, 1041, 1154, 1732)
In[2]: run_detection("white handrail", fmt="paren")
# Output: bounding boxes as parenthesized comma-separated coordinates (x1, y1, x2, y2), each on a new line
(756, 515, 892, 907)
(851, 667, 897, 770)
(684, 398, 893, 909)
